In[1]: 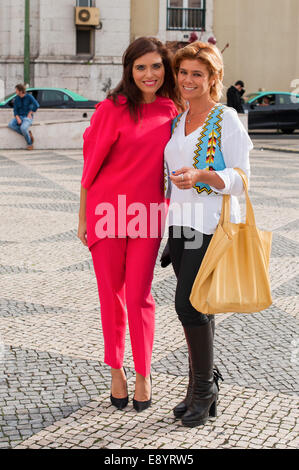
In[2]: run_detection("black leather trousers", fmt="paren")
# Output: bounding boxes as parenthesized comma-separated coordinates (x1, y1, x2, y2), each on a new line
(168, 225, 214, 327)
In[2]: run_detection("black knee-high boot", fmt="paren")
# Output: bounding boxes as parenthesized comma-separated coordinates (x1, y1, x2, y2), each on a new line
(210, 314, 215, 336)
(181, 320, 218, 427)
(173, 315, 222, 419)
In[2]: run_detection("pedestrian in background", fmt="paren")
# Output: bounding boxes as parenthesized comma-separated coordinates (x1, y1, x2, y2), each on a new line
(8, 84, 40, 150)
(78, 37, 180, 412)
(226, 80, 245, 113)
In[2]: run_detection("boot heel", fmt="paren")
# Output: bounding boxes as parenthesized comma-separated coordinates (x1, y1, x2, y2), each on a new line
(209, 400, 217, 418)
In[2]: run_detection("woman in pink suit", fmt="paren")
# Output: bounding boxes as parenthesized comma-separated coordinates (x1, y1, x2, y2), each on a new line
(77, 37, 179, 412)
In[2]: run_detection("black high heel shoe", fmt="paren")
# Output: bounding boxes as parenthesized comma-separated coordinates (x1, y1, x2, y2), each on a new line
(133, 374, 152, 412)
(110, 367, 128, 410)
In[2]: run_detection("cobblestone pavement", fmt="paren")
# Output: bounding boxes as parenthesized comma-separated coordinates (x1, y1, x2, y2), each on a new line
(0, 146, 298, 449)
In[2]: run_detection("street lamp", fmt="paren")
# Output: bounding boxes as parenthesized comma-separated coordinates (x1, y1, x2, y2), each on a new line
(24, 0, 30, 86)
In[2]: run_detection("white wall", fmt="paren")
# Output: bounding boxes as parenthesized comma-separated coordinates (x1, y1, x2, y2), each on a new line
(213, 0, 299, 95)
(0, 0, 131, 101)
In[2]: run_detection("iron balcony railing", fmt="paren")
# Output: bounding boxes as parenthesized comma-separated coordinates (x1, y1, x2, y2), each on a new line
(167, 7, 206, 30)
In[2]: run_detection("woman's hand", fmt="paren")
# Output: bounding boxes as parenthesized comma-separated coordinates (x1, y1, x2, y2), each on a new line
(170, 167, 225, 190)
(78, 185, 88, 246)
(77, 218, 88, 246)
(170, 167, 201, 190)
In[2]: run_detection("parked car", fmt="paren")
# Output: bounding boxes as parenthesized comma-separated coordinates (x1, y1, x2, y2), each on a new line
(0, 87, 98, 109)
(243, 91, 299, 134)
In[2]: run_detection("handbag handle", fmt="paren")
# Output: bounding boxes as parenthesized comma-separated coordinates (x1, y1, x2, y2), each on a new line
(219, 168, 256, 227)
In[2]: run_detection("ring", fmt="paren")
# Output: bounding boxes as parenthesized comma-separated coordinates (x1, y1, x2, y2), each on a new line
(181, 174, 184, 181)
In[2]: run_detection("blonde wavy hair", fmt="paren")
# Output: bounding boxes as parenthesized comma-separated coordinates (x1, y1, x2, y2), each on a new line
(173, 41, 224, 102)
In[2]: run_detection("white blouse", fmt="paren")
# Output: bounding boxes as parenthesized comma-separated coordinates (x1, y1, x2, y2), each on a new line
(164, 106, 253, 235)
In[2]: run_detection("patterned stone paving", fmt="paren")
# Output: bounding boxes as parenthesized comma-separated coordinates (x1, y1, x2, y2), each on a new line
(0, 146, 298, 449)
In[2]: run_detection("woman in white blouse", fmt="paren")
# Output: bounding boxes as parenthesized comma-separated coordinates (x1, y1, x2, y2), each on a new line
(164, 41, 253, 427)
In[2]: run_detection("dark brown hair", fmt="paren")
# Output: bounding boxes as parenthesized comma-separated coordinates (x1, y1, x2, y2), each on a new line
(15, 84, 26, 94)
(108, 37, 181, 120)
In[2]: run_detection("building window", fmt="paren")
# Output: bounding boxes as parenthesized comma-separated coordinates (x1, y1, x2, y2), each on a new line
(76, 0, 93, 6)
(167, 0, 206, 30)
(76, 28, 93, 55)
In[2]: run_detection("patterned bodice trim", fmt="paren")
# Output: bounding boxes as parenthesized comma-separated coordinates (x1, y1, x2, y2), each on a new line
(192, 104, 226, 195)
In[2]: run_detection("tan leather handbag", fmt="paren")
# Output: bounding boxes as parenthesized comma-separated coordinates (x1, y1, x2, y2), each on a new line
(190, 168, 272, 314)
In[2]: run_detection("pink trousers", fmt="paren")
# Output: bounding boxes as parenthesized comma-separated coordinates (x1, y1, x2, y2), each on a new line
(90, 236, 161, 377)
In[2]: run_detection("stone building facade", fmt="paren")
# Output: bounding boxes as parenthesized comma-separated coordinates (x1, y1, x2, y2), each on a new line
(0, 0, 215, 101)
(0, 0, 131, 101)
(131, 0, 299, 96)
(0, 0, 298, 101)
